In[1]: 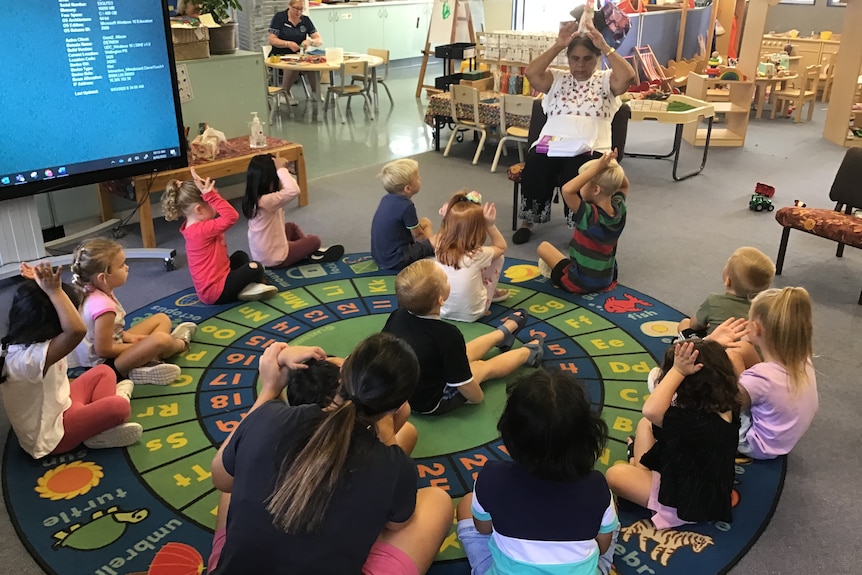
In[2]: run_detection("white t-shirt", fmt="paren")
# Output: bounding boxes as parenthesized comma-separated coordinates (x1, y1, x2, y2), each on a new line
(438, 247, 495, 323)
(538, 68, 622, 153)
(1, 341, 71, 458)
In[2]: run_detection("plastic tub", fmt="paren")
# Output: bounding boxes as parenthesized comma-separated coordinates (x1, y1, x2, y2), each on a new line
(325, 47, 344, 64)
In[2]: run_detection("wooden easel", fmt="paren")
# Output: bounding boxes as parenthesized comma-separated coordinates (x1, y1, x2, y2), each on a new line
(415, 0, 478, 97)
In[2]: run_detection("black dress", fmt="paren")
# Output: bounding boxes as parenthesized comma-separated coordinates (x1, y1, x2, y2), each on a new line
(639, 406, 740, 523)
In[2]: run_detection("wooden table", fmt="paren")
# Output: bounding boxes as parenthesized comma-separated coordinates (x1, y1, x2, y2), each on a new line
(625, 95, 716, 181)
(753, 74, 798, 119)
(266, 53, 384, 115)
(98, 137, 307, 249)
(424, 91, 534, 151)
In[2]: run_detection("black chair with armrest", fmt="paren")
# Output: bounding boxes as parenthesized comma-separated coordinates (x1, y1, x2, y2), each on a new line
(507, 99, 631, 229)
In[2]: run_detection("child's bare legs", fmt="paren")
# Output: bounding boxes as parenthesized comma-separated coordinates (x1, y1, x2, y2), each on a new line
(115, 314, 188, 375)
(470, 347, 531, 386)
(606, 417, 656, 508)
(678, 317, 692, 332)
(376, 487, 453, 574)
(537, 241, 566, 269)
(481, 256, 505, 312)
(464, 316, 521, 362)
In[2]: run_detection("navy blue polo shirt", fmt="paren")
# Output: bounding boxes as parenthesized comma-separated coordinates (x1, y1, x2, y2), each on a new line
(269, 12, 317, 55)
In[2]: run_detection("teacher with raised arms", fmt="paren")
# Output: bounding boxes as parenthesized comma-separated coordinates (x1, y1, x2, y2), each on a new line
(512, 17, 636, 245)
(269, 0, 324, 99)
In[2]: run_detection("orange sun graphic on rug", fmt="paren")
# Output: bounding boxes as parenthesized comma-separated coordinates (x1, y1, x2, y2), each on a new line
(503, 264, 541, 283)
(34, 461, 104, 500)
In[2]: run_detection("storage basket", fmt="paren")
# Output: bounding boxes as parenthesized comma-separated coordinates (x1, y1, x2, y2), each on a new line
(172, 26, 210, 61)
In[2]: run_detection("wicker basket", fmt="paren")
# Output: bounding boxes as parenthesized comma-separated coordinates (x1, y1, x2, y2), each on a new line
(172, 26, 210, 61)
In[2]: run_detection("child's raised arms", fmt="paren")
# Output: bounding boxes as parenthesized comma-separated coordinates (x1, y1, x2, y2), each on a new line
(21, 262, 87, 373)
(560, 149, 619, 209)
(190, 167, 215, 194)
(642, 342, 702, 427)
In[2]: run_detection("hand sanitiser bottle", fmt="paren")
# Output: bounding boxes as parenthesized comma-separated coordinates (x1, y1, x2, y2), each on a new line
(249, 112, 266, 148)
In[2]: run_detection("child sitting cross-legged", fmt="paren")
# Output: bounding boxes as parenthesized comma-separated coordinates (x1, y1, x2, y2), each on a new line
(457, 368, 619, 575)
(537, 149, 629, 294)
(371, 159, 436, 270)
(606, 339, 740, 529)
(382, 259, 545, 415)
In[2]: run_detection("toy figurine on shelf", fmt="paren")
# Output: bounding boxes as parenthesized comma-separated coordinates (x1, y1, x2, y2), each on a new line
(794, 200, 807, 208)
(706, 51, 723, 78)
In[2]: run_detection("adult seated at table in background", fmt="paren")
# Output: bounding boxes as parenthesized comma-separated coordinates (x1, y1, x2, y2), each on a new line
(269, 0, 323, 103)
(512, 18, 636, 245)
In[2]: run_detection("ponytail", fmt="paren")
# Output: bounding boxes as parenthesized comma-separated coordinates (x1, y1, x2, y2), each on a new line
(265, 333, 419, 534)
(266, 400, 358, 533)
(750, 287, 813, 393)
(161, 179, 201, 221)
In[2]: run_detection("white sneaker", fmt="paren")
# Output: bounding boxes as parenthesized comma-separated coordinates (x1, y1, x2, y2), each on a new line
(116, 379, 135, 401)
(129, 362, 181, 386)
(238, 282, 278, 301)
(538, 258, 553, 279)
(171, 321, 197, 349)
(287, 93, 299, 106)
(84, 422, 143, 449)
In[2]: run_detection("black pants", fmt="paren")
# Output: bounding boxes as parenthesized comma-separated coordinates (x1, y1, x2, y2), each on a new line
(215, 251, 266, 304)
(518, 149, 600, 226)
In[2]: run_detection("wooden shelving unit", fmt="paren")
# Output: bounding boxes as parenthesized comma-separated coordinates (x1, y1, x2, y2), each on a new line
(822, 0, 862, 149)
(683, 73, 754, 148)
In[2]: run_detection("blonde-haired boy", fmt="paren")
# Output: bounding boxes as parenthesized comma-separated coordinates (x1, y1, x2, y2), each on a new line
(371, 158, 435, 270)
(537, 150, 629, 293)
(678, 246, 776, 337)
(383, 260, 544, 415)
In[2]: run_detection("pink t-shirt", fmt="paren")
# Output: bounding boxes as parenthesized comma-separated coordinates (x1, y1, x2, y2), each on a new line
(739, 360, 818, 459)
(76, 289, 125, 367)
(247, 168, 301, 267)
(181, 189, 239, 305)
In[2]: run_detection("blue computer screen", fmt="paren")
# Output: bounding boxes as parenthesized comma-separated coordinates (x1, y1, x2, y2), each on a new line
(0, 0, 186, 199)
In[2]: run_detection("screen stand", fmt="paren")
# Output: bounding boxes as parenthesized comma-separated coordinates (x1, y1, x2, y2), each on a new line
(0, 196, 176, 281)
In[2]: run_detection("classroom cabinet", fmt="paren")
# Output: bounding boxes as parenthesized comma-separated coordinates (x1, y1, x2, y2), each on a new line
(311, 1, 431, 60)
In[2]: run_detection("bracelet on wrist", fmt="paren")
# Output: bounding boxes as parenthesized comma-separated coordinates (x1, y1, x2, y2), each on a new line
(605, 47, 616, 56)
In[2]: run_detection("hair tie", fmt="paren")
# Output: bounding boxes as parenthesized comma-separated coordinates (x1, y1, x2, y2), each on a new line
(71, 273, 81, 284)
(466, 191, 482, 205)
(340, 392, 360, 406)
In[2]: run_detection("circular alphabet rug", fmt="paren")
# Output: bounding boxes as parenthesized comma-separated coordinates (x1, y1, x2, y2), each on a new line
(2, 255, 784, 575)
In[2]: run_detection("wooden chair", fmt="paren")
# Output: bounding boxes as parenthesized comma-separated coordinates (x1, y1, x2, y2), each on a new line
(324, 60, 375, 123)
(261, 45, 290, 123)
(506, 99, 631, 229)
(771, 64, 821, 123)
(351, 48, 393, 107)
(775, 147, 862, 304)
(490, 94, 532, 173)
(819, 52, 838, 102)
(443, 84, 492, 165)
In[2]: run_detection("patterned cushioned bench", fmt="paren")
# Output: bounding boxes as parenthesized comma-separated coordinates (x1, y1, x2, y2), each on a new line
(774, 148, 862, 304)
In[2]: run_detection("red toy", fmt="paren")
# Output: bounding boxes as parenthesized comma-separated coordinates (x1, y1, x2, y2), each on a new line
(755, 182, 775, 198)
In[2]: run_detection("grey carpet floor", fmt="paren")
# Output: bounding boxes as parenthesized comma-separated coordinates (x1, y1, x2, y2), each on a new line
(1, 109, 861, 574)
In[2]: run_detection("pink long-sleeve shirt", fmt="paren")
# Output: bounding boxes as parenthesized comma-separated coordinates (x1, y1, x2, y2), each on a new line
(247, 168, 301, 267)
(181, 189, 238, 304)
